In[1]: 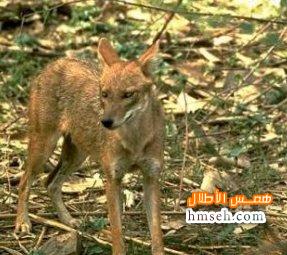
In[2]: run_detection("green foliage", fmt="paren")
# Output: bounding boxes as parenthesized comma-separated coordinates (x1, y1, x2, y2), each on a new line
(242, 164, 281, 195)
(228, 144, 246, 157)
(239, 22, 255, 34)
(71, 5, 100, 24)
(116, 41, 145, 60)
(265, 88, 286, 105)
(207, 15, 230, 28)
(1, 1, 286, 253)
(92, 23, 111, 34)
(86, 245, 104, 255)
(227, 54, 239, 67)
(15, 33, 38, 47)
(262, 32, 281, 46)
(216, 224, 236, 242)
(29, 251, 45, 255)
(87, 217, 107, 231)
(0, 51, 45, 101)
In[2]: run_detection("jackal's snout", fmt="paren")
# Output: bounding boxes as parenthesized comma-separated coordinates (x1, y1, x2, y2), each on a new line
(101, 118, 114, 129)
(100, 101, 137, 130)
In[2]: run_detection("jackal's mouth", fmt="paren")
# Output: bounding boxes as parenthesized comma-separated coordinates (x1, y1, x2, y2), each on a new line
(115, 112, 134, 129)
(103, 113, 134, 130)
(124, 112, 134, 123)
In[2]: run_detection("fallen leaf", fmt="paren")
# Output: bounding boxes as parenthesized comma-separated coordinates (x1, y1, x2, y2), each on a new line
(175, 92, 207, 114)
(56, 24, 78, 34)
(96, 195, 107, 204)
(198, 48, 220, 63)
(161, 219, 185, 231)
(200, 170, 238, 193)
(213, 35, 233, 46)
(62, 174, 103, 193)
(234, 85, 259, 104)
(175, 59, 213, 86)
(234, 223, 258, 234)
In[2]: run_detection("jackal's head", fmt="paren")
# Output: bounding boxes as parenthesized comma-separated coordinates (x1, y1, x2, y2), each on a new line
(98, 38, 159, 130)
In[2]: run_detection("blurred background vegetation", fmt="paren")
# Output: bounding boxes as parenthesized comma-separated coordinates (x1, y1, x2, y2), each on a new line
(0, 0, 287, 254)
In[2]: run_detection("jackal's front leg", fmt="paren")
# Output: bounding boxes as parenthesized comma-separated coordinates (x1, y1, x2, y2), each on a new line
(141, 159, 164, 255)
(105, 166, 125, 255)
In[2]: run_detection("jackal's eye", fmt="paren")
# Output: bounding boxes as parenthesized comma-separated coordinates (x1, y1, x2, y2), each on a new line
(101, 91, 108, 98)
(123, 91, 134, 99)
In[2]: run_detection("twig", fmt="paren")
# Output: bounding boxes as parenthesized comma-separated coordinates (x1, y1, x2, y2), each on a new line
(0, 115, 23, 132)
(3, 137, 12, 204)
(176, 92, 189, 210)
(242, 27, 287, 83)
(27, 213, 189, 255)
(239, 22, 272, 50)
(268, 97, 287, 109)
(102, 229, 190, 255)
(16, 241, 29, 255)
(131, 13, 166, 40)
(113, 0, 287, 25)
(125, 236, 190, 255)
(0, 45, 63, 58)
(5, 0, 287, 25)
(28, 213, 77, 233)
(198, 26, 287, 124)
(27, 213, 111, 247)
(0, 211, 186, 220)
(0, 241, 32, 247)
(0, 246, 23, 255)
(3, 190, 40, 206)
(34, 226, 47, 250)
(188, 130, 232, 139)
(266, 212, 287, 218)
(269, 59, 287, 67)
(189, 244, 252, 250)
(152, 0, 183, 43)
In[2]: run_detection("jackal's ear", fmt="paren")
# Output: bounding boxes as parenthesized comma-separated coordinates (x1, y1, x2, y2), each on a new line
(138, 40, 160, 76)
(98, 38, 120, 66)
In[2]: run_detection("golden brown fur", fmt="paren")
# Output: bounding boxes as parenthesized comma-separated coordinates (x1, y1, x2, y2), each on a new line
(15, 39, 165, 255)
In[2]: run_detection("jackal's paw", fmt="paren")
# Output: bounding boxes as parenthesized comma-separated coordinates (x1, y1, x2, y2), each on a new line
(14, 217, 32, 236)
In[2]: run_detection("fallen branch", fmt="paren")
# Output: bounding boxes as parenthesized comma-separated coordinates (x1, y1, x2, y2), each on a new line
(176, 92, 189, 210)
(0, 246, 23, 255)
(5, 0, 287, 25)
(34, 226, 47, 250)
(102, 229, 190, 255)
(113, 0, 287, 25)
(0, 210, 186, 220)
(152, 0, 183, 43)
(29, 213, 76, 232)
(0, 115, 23, 132)
(0, 45, 63, 58)
(25, 213, 190, 255)
(125, 235, 189, 255)
(266, 212, 287, 218)
(189, 244, 252, 250)
(0, 241, 32, 247)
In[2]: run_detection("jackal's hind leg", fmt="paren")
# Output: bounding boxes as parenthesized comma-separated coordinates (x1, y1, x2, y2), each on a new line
(47, 134, 85, 227)
(15, 132, 59, 234)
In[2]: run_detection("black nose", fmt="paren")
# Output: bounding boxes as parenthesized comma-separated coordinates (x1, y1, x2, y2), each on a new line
(101, 118, 114, 128)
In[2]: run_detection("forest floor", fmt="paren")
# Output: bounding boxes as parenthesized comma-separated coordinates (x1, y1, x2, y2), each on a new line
(0, 1, 287, 254)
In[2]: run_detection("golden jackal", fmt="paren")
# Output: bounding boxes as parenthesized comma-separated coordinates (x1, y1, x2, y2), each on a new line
(15, 38, 165, 255)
